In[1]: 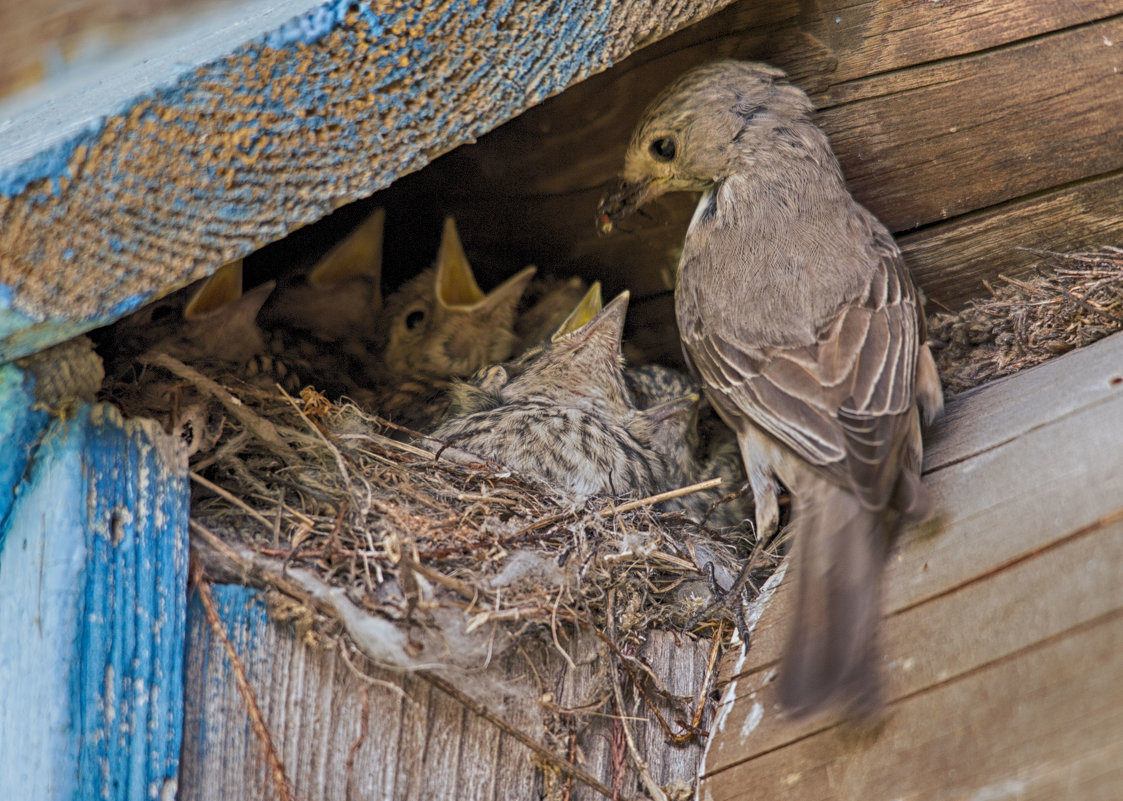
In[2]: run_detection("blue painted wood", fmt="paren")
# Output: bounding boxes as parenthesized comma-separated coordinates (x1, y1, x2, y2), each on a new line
(0, 403, 189, 801)
(0, 362, 51, 534)
(0, 0, 731, 362)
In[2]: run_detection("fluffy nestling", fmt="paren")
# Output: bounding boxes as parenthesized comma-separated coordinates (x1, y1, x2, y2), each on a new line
(599, 61, 944, 718)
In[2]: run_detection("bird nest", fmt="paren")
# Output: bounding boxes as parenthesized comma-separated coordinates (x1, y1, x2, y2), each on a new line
(123, 348, 771, 799)
(930, 248, 1123, 394)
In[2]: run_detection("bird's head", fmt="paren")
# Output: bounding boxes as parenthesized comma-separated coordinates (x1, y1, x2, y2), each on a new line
(597, 61, 815, 233)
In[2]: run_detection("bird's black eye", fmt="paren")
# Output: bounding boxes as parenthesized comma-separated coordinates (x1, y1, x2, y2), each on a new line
(649, 136, 677, 162)
(404, 309, 426, 330)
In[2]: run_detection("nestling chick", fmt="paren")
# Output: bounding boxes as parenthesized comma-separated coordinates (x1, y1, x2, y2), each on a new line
(514, 274, 590, 353)
(430, 292, 699, 500)
(263, 207, 384, 345)
(262, 208, 385, 397)
(374, 217, 536, 381)
(101, 260, 282, 455)
(370, 217, 535, 430)
(599, 61, 944, 719)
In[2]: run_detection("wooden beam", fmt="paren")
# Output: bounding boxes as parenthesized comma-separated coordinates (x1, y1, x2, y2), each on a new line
(697, 332, 1123, 799)
(0, 401, 188, 801)
(900, 171, 1123, 311)
(0, 0, 736, 363)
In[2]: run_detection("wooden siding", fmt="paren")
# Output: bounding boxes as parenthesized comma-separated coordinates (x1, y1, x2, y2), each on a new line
(698, 331, 1123, 801)
(0, 399, 189, 801)
(181, 585, 714, 801)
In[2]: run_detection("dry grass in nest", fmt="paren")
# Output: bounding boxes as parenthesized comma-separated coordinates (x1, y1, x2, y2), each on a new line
(929, 248, 1123, 394)
(119, 349, 775, 798)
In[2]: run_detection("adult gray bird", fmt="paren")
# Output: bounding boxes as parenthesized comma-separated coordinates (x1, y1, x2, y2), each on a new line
(598, 61, 944, 718)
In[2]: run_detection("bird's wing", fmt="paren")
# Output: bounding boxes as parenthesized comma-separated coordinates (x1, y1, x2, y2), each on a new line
(685, 234, 922, 509)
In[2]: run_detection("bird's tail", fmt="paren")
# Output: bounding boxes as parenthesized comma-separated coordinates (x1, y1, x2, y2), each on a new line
(778, 477, 891, 719)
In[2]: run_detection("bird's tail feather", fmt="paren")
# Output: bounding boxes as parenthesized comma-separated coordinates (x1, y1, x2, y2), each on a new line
(778, 478, 890, 718)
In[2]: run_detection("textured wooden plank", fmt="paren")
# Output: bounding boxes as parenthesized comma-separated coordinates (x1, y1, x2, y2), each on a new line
(819, 18, 1123, 231)
(923, 332, 1123, 472)
(0, 362, 51, 529)
(0, 0, 735, 362)
(706, 507, 1123, 767)
(181, 586, 713, 801)
(820, 0, 1123, 82)
(703, 613, 1123, 801)
(0, 403, 189, 801)
(901, 170, 1123, 311)
(696, 334, 1123, 798)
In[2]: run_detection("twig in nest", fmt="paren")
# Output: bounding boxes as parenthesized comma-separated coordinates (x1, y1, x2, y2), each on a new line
(606, 590, 670, 801)
(600, 477, 722, 517)
(191, 471, 274, 531)
(192, 560, 293, 801)
(140, 352, 296, 461)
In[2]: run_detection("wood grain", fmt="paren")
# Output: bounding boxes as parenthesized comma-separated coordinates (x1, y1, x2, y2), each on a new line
(707, 613, 1123, 801)
(0, 0, 218, 100)
(0, 403, 188, 801)
(900, 170, 1123, 311)
(180, 587, 715, 801)
(697, 333, 1123, 799)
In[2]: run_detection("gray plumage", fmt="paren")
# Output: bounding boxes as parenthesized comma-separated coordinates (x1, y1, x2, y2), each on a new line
(599, 60, 944, 718)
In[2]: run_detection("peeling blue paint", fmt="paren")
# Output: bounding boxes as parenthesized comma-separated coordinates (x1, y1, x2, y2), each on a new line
(0, 363, 50, 537)
(108, 294, 146, 317)
(1, 0, 629, 361)
(0, 405, 188, 801)
(264, 0, 362, 49)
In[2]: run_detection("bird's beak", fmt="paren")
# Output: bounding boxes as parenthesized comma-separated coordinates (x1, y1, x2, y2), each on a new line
(596, 177, 655, 235)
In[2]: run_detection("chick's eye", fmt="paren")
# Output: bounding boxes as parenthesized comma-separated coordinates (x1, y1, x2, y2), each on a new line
(649, 136, 677, 162)
(404, 309, 426, 330)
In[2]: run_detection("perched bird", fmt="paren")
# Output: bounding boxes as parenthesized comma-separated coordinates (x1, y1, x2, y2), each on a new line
(370, 217, 536, 429)
(598, 61, 944, 717)
(430, 291, 699, 500)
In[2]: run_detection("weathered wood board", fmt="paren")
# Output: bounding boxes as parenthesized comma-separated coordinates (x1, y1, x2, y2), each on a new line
(697, 332, 1123, 800)
(181, 584, 714, 801)
(0, 0, 736, 362)
(0, 399, 189, 801)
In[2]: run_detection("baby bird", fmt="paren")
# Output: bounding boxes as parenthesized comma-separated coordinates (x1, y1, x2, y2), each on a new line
(262, 208, 385, 397)
(430, 292, 699, 500)
(101, 260, 281, 455)
(370, 217, 536, 430)
(599, 61, 944, 718)
(514, 274, 590, 352)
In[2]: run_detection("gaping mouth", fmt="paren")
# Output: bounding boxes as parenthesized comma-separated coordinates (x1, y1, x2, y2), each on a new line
(595, 177, 653, 235)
